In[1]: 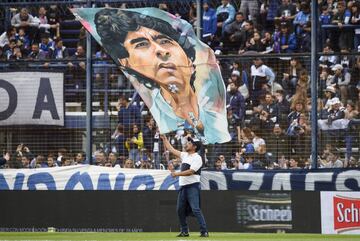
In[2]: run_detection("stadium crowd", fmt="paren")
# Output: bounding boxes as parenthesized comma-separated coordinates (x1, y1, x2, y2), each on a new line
(0, 1, 359, 170)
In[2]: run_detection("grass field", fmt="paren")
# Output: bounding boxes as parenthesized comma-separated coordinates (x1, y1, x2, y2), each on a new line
(0, 233, 360, 241)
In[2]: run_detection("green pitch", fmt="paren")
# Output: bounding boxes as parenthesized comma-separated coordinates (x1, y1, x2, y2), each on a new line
(0, 233, 360, 241)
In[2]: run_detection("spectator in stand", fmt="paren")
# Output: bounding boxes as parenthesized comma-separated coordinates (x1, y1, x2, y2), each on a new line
(267, 123, 289, 160)
(239, 0, 259, 26)
(6, 45, 21, 61)
(319, 44, 338, 68)
(47, 154, 57, 167)
(242, 31, 266, 53)
(288, 100, 305, 125)
(282, 58, 304, 97)
(11, 8, 38, 40)
(15, 28, 30, 55)
(319, 150, 343, 168)
(214, 158, 223, 170)
(252, 129, 266, 162)
(217, 155, 228, 170)
(339, 47, 353, 70)
(325, 97, 346, 124)
(62, 156, 73, 166)
(11, 8, 38, 31)
(351, 2, 360, 49)
(251, 93, 278, 136)
(68, 45, 86, 69)
(108, 152, 120, 167)
(273, 22, 297, 53)
(263, 0, 280, 32)
(31, 155, 47, 168)
(239, 127, 255, 155)
(21, 155, 31, 168)
(242, 152, 255, 170)
(35, 6, 60, 38)
(215, 0, 236, 37)
(0, 27, 16, 49)
(319, 5, 332, 48)
(249, 57, 275, 106)
(291, 69, 309, 101)
(125, 124, 143, 163)
(56, 148, 67, 166)
(123, 158, 134, 168)
(289, 158, 301, 169)
(47, 5, 61, 38)
(226, 108, 239, 157)
(27, 42, 46, 60)
(262, 92, 279, 123)
(274, 89, 290, 127)
(293, 2, 311, 37)
(15, 143, 32, 160)
(143, 116, 156, 156)
(260, 31, 274, 52)
(50, 38, 69, 59)
(330, 64, 351, 105)
(223, 12, 245, 51)
(231, 153, 244, 170)
(235, 20, 255, 53)
(68, 45, 86, 88)
(228, 69, 249, 99)
(227, 81, 246, 137)
(94, 150, 107, 166)
(275, 0, 297, 25)
(3, 39, 16, 60)
(322, 85, 337, 109)
(322, 0, 336, 14)
(39, 33, 54, 58)
(114, 124, 128, 162)
(319, 67, 333, 92)
(331, 1, 353, 51)
(74, 152, 85, 164)
(202, 0, 217, 46)
(116, 95, 141, 131)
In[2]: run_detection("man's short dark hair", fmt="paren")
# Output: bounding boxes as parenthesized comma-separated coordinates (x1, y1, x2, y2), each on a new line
(95, 8, 197, 90)
(95, 8, 195, 62)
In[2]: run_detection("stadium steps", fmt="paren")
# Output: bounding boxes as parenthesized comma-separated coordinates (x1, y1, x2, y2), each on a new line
(60, 20, 82, 48)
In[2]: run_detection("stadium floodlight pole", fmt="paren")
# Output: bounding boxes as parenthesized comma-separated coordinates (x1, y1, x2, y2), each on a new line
(86, 0, 93, 164)
(196, 0, 202, 38)
(310, 0, 318, 169)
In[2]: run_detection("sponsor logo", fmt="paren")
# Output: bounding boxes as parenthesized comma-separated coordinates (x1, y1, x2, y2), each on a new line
(334, 195, 360, 233)
(236, 193, 292, 231)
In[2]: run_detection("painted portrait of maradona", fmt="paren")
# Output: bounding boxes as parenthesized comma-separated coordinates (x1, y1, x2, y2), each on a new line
(72, 8, 231, 144)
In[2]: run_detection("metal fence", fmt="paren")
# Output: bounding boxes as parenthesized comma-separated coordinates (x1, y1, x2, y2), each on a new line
(0, 0, 359, 170)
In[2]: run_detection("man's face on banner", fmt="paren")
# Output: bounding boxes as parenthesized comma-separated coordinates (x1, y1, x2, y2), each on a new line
(119, 26, 193, 89)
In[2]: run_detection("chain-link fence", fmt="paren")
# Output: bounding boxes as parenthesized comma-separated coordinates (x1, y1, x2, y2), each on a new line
(0, 0, 359, 170)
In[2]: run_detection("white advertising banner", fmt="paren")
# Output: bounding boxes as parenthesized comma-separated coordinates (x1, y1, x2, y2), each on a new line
(0, 72, 64, 126)
(321, 191, 360, 234)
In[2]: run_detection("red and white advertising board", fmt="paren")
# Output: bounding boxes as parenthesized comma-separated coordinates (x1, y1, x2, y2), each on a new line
(321, 192, 360, 234)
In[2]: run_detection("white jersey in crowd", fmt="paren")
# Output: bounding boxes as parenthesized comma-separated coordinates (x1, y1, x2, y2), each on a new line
(179, 152, 203, 187)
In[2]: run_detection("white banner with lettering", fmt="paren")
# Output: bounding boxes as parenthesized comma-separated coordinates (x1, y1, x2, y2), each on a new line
(321, 192, 360, 234)
(0, 166, 360, 191)
(0, 72, 64, 126)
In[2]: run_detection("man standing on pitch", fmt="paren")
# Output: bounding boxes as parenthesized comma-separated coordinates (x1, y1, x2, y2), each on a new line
(161, 135, 209, 237)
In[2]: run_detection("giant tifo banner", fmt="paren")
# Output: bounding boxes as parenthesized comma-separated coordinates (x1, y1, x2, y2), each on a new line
(321, 192, 360, 234)
(0, 72, 64, 126)
(71, 8, 231, 144)
(0, 166, 359, 191)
